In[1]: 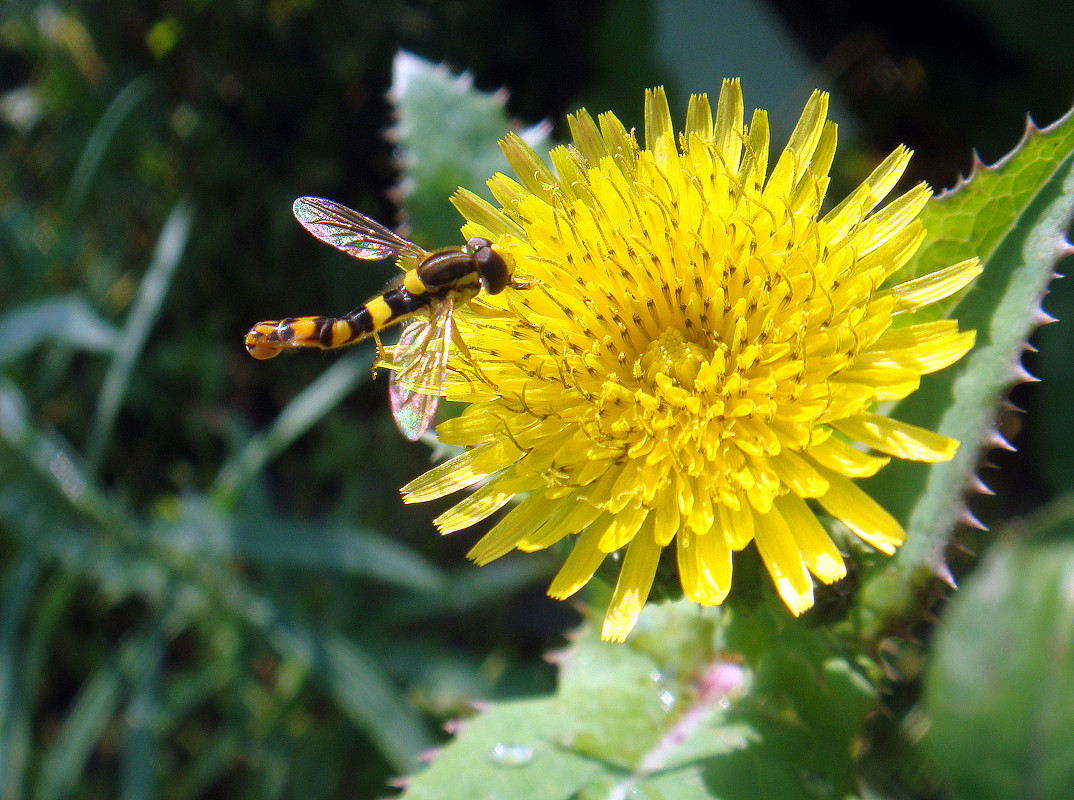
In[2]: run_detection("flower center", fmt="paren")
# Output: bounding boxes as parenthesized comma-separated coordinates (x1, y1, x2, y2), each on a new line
(639, 329, 710, 391)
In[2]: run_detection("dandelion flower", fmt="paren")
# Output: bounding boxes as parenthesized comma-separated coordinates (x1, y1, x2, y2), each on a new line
(400, 81, 980, 641)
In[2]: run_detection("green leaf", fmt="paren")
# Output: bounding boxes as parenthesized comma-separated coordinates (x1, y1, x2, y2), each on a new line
(388, 50, 550, 246)
(36, 656, 125, 800)
(0, 377, 117, 528)
(0, 297, 118, 366)
(863, 107, 1074, 617)
(62, 75, 154, 221)
(86, 195, 195, 474)
(0, 551, 40, 800)
(212, 350, 373, 508)
(400, 599, 874, 800)
(157, 495, 447, 592)
(121, 619, 164, 800)
(924, 496, 1074, 800)
(192, 557, 435, 771)
(384, 557, 556, 625)
(35, 519, 436, 774)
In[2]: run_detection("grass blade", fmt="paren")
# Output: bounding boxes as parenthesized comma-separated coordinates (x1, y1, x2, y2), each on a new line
(85, 196, 195, 475)
(203, 560, 434, 770)
(35, 660, 125, 800)
(62, 75, 153, 221)
(0, 297, 118, 367)
(121, 618, 163, 800)
(0, 551, 41, 800)
(159, 496, 446, 590)
(212, 350, 373, 507)
(0, 377, 117, 527)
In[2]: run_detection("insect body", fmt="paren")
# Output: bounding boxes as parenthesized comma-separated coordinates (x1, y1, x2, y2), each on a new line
(245, 196, 518, 440)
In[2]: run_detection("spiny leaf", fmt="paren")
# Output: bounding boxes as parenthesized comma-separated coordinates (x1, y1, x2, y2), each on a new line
(399, 599, 874, 800)
(862, 105, 1074, 623)
(387, 50, 550, 247)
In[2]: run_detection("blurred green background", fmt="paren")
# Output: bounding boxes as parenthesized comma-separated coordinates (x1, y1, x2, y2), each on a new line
(2, 0, 1073, 797)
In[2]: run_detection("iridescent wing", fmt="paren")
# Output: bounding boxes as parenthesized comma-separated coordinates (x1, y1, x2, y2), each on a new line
(388, 298, 455, 441)
(292, 196, 426, 263)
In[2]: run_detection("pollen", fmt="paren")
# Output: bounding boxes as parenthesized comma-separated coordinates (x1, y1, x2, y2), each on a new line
(402, 80, 981, 641)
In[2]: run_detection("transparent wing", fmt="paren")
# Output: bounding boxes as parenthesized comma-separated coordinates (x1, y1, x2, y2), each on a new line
(292, 196, 426, 263)
(388, 298, 454, 441)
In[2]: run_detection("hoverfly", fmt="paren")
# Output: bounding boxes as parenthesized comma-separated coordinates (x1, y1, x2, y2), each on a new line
(245, 196, 519, 440)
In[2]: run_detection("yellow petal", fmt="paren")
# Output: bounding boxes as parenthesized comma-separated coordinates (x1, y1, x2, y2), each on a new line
(713, 78, 744, 169)
(567, 108, 608, 164)
(753, 504, 814, 615)
(834, 365, 920, 401)
(451, 188, 527, 240)
(885, 258, 982, 312)
(767, 89, 828, 194)
(599, 503, 650, 552)
(806, 435, 890, 479)
(721, 502, 756, 551)
(854, 184, 931, 258)
(685, 93, 713, 146)
(653, 486, 681, 546)
(499, 132, 557, 201)
(694, 526, 733, 605)
(775, 494, 846, 584)
(738, 108, 769, 191)
(814, 467, 906, 554)
(548, 515, 612, 599)
(823, 146, 915, 242)
(769, 449, 831, 498)
(517, 496, 583, 552)
(467, 489, 553, 564)
(434, 480, 514, 534)
(402, 438, 520, 502)
(863, 326, 977, 376)
(831, 412, 959, 462)
(601, 521, 662, 642)
(644, 86, 675, 156)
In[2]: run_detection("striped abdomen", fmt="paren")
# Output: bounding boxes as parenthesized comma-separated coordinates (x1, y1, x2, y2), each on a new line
(244, 239, 503, 360)
(243, 250, 487, 360)
(244, 284, 432, 361)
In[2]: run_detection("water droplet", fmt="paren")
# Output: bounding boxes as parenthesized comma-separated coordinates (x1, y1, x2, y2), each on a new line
(657, 689, 675, 712)
(486, 742, 534, 768)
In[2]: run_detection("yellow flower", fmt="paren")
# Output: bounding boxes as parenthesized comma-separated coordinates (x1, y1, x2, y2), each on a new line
(400, 80, 980, 641)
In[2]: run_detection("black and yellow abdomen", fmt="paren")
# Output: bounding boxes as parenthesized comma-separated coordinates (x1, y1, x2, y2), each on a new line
(244, 246, 489, 360)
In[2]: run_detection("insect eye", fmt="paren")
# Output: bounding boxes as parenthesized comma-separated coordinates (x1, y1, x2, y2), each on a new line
(470, 238, 510, 295)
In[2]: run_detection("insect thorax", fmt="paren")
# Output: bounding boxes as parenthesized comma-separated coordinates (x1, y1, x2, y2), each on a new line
(416, 249, 484, 300)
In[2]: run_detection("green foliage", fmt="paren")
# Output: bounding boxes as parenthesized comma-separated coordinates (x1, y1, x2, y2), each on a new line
(1, 9, 571, 796)
(388, 50, 551, 246)
(925, 497, 1074, 800)
(385, 56, 1074, 800)
(402, 599, 875, 800)
(2, 2, 1073, 799)
(0, 298, 117, 366)
(861, 108, 1074, 626)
